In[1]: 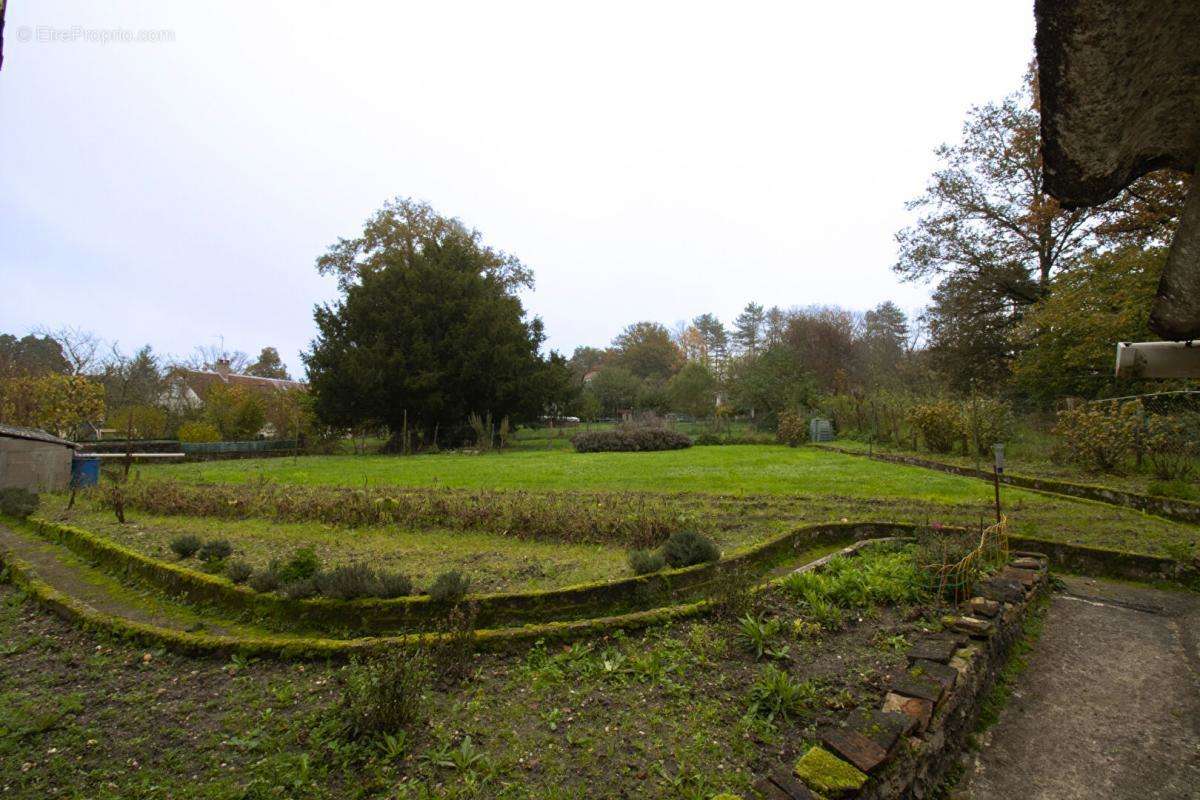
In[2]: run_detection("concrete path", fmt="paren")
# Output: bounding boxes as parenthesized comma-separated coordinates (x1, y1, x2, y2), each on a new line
(956, 575, 1200, 799)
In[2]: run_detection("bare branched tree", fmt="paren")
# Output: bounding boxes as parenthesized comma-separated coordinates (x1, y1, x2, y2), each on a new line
(34, 326, 103, 375)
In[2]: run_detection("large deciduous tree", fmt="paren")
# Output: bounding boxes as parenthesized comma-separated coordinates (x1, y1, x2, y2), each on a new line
(611, 321, 680, 382)
(304, 201, 556, 446)
(895, 68, 1186, 391)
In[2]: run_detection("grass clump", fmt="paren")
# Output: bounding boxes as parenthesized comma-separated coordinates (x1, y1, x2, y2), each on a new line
(662, 530, 720, 568)
(0, 488, 38, 519)
(627, 548, 666, 575)
(746, 663, 819, 721)
(168, 534, 202, 559)
(341, 649, 429, 740)
(428, 571, 471, 604)
(737, 614, 783, 660)
(225, 559, 253, 584)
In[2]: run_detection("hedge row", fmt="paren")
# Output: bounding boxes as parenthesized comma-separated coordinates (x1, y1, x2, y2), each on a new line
(96, 480, 690, 549)
(571, 428, 693, 453)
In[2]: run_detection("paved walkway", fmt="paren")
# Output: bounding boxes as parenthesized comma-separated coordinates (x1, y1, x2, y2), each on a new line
(957, 575, 1200, 799)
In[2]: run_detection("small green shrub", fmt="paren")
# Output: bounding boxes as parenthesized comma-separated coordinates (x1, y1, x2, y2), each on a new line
(376, 570, 415, 599)
(341, 650, 429, 739)
(661, 530, 720, 568)
(1053, 401, 1139, 473)
(317, 562, 382, 600)
(282, 577, 320, 600)
(571, 428, 692, 453)
(907, 400, 963, 453)
(960, 396, 1013, 456)
(746, 663, 819, 721)
(169, 534, 202, 559)
(225, 560, 253, 584)
(248, 565, 281, 593)
(177, 421, 221, 443)
(197, 539, 233, 563)
(277, 547, 321, 584)
(314, 563, 414, 600)
(428, 602, 478, 685)
(428, 571, 471, 604)
(775, 410, 808, 447)
(0, 488, 39, 519)
(627, 548, 666, 575)
(1144, 413, 1200, 480)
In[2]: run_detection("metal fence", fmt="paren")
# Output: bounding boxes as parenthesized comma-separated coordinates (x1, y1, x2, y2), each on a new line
(180, 440, 297, 456)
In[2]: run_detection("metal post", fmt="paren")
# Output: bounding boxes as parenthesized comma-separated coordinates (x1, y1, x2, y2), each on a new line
(992, 443, 1005, 523)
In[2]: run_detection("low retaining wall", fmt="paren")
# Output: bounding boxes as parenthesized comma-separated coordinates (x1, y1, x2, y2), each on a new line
(15, 515, 915, 635)
(0, 529, 903, 662)
(0, 540, 712, 660)
(751, 554, 1050, 800)
(817, 445, 1200, 526)
(1009, 534, 1200, 588)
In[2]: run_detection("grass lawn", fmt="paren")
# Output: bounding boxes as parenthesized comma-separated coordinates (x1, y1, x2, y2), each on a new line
(148, 445, 1061, 501)
(823, 438, 1200, 501)
(125, 445, 1200, 560)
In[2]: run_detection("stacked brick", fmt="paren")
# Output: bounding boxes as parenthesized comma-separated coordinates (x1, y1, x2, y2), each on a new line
(745, 552, 1049, 800)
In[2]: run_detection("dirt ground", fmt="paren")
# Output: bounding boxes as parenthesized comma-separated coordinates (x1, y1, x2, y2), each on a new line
(956, 576, 1200, 800)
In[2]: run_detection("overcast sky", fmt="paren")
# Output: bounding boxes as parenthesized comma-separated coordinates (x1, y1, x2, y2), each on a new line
(0, 1, 1035, 377)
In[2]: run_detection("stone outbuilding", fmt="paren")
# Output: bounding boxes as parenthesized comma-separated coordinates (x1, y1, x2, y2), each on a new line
(0, 424, 79, 492)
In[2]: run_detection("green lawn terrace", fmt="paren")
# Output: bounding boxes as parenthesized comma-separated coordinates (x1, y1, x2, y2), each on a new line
(126, 444, 1196, 560)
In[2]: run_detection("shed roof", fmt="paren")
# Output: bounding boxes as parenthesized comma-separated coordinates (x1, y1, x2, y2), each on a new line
(0, 424, 79, 449)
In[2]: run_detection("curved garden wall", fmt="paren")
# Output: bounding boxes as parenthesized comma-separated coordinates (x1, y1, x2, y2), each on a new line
(18, 515, 915, 635)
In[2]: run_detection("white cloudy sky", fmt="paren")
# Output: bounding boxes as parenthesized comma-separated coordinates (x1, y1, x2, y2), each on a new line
(0, 1, 1035, 376)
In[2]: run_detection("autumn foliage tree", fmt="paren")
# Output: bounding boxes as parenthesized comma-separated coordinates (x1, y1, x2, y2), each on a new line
(0, 373, 105, 437)
(1013, 247, 1167, 402)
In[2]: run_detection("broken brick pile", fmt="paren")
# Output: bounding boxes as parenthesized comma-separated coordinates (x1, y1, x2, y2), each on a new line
(747, 552, 1049, 800)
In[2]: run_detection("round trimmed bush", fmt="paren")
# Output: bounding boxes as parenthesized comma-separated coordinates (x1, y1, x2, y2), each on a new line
(628, 548, 666, 575)
(197, 539, 233, 563)
(428, 571, 471, 604)
(661, 530, 720, 568)
(169, 534, 202, 559)
(225, 559, 253, 584)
